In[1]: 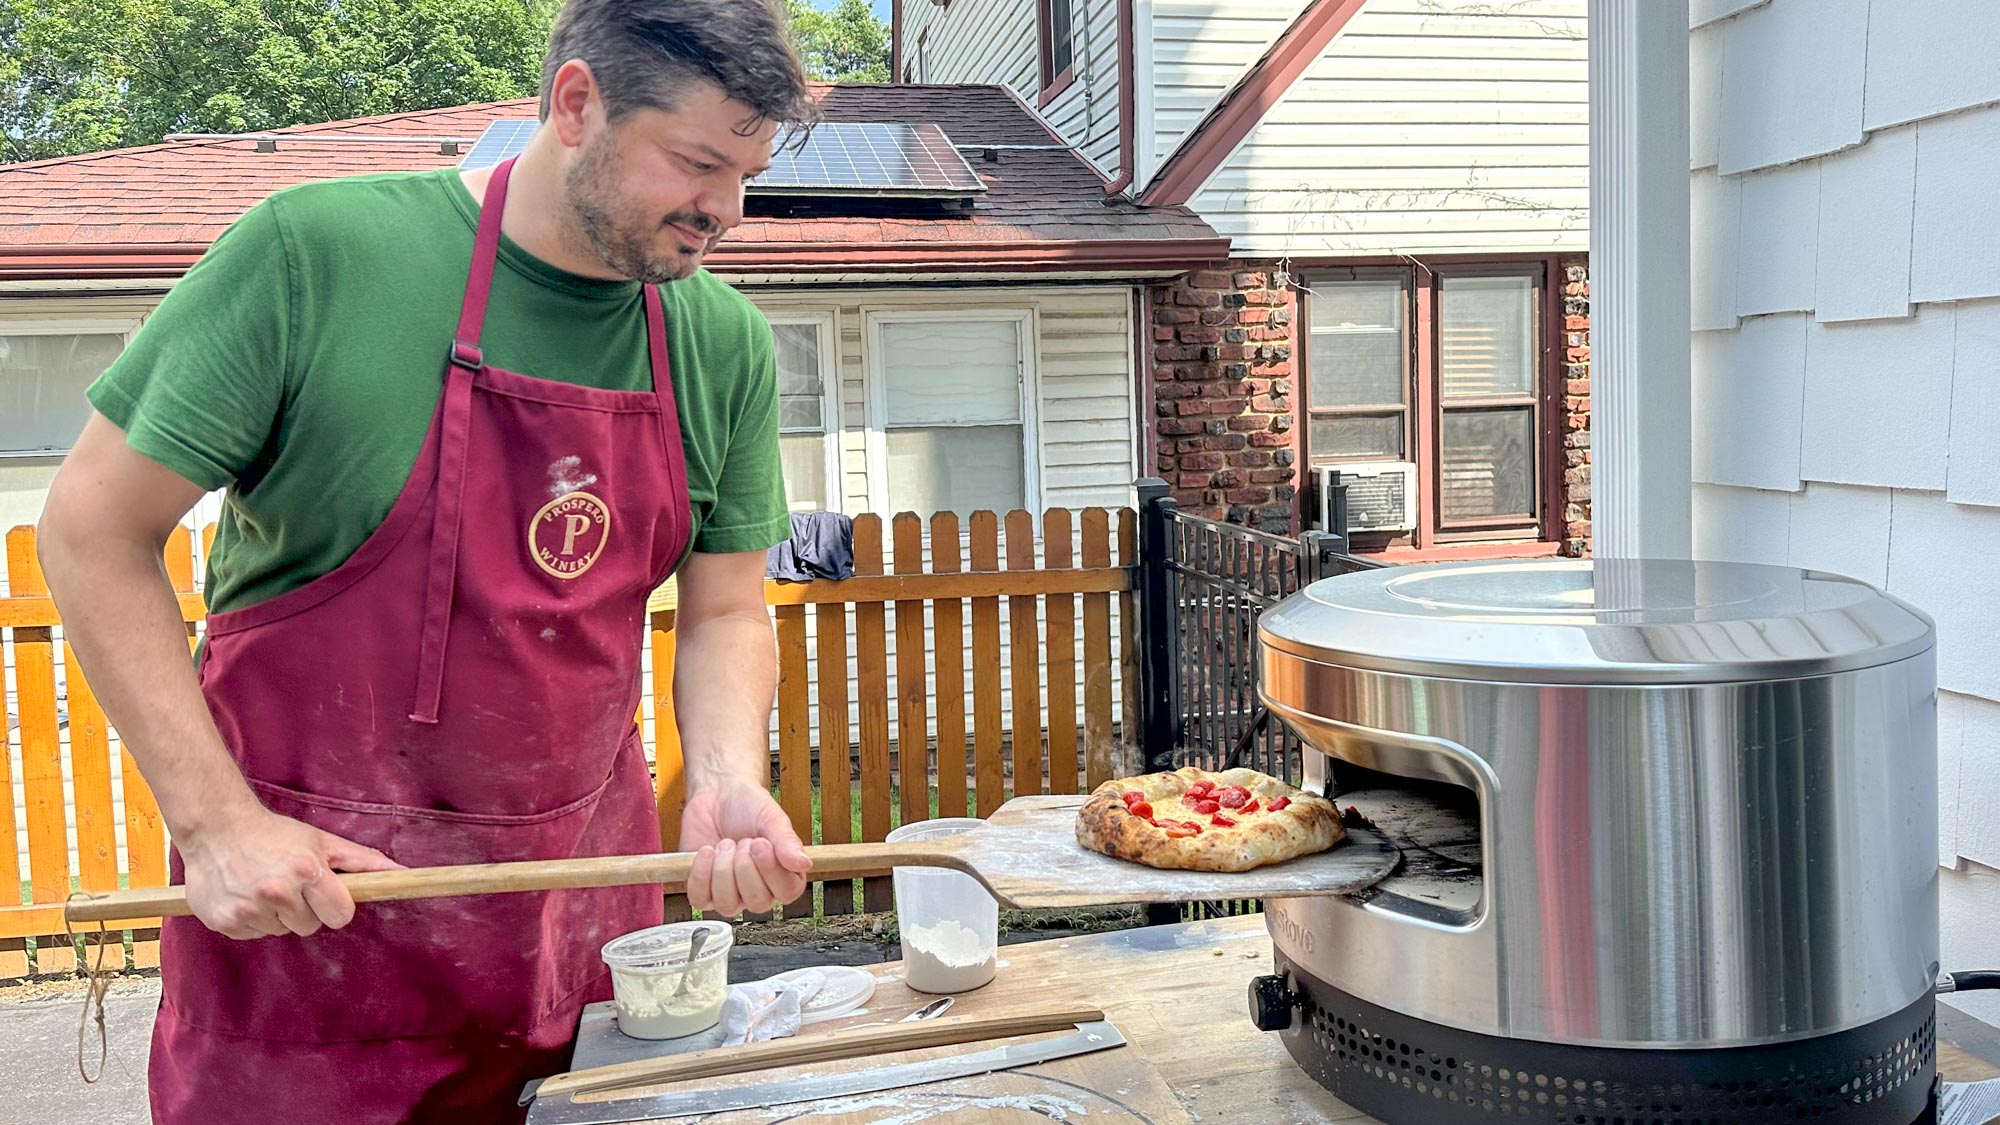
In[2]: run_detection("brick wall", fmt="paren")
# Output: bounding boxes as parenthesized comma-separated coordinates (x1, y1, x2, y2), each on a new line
(1559, 254, 1591, 556)
(1147, 263, 1298, 534)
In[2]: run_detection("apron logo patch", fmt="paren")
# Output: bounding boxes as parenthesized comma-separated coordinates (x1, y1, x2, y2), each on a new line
(530, 491, 611, 579)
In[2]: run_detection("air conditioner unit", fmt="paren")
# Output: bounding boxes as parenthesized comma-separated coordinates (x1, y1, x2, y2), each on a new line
(1313, 462, 1418, 534)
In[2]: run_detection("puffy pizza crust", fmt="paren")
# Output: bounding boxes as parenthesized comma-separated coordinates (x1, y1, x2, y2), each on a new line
(1074, 766, 1346, 873)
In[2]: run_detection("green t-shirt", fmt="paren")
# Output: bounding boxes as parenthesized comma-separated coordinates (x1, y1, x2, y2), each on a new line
(90, 168, 790, 615)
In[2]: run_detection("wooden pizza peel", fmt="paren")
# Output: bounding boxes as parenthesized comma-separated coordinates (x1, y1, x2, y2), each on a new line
(64, 794, 1400, 925)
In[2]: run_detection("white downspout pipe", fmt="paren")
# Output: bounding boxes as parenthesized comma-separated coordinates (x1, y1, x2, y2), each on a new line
(1587, 0, 1693, 560)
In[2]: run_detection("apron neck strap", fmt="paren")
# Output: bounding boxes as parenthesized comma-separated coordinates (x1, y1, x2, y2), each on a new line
(451, 157, 514, 370)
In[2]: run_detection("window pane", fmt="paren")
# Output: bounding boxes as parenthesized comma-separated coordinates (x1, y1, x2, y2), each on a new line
(772, 322, 823, 432)
(1309, 279, 1404, 408)
(1050, 0, 1074, 73)
(779, 433, 828, 511)
(1439, 274, 1536, 399)
(0, 332, 125, 453)
(886, 426, 1025, 516)
(1441, 408, 1535, 521)
(881, 320, 1020, 425)
(1309, 414, 1402, 461)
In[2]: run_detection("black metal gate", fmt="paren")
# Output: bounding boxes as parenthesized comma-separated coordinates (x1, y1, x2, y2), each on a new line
(1131, 478, 1383, 920)
(1133, 478, 1380, 786)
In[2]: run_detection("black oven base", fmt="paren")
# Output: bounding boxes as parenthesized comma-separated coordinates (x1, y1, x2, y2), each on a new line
(1270, 951, 1938, 1125)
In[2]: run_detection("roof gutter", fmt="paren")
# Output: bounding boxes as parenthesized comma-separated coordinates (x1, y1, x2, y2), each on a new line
(1104, 0, 1139, 195)
(0, 237, 1234, 282)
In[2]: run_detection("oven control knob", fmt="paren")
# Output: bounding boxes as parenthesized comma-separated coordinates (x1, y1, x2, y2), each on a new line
(1249, 974, 1299, 1032)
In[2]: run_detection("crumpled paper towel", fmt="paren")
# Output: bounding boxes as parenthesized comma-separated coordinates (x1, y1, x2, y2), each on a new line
(718, 971, 826, 1046)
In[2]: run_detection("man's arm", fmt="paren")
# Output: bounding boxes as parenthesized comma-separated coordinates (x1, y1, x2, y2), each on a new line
(670, 548, 809, 914)
(39, 412, 399, 939)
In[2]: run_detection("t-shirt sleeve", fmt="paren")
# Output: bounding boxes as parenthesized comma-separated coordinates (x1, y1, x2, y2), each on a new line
(87, 198, 292, 491)
(691, 314, 792, 555)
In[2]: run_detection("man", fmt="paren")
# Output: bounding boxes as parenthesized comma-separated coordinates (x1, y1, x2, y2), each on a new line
(36, 1, 816, 1119)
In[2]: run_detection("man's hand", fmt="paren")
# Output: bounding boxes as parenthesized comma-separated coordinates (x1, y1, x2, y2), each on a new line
(678, 779, 811, 915)
(179, 807, 403, 940)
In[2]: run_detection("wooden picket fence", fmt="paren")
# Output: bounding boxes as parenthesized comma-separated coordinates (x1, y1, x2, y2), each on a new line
(0, 507, 1137, 977)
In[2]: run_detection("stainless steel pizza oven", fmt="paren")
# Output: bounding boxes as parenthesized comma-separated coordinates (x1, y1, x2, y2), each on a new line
(1250, 558, 1943, 1124)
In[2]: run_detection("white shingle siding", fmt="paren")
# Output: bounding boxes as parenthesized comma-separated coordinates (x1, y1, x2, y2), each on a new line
(1945, 300, 2000, 508)
(1812, 124, 1917, 323)
(1886, 491, 2000, 703)
(1688, 24, 1724, 170)
(1799, 308, 1956, 491)
(1687, 0, 1769, 29)
(1714, 0, 1868, 175)
(1691, 316, 1806, 491)
(1953, 694, 2000, 872)
(1690, 170, 1741, 331)
(1910, 106, 2000, 305)
(1691, 9, 2000, 927)
(1690, 483, 1791, 564)
(1859, 0, 2000, 131)
(1181, 0, 1588, 257)
(1786, 483, 1891, 589)
(1735, 163, 1820, 316)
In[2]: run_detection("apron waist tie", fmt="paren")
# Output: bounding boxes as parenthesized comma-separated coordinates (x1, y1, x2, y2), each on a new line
(411, 358, 477, 723)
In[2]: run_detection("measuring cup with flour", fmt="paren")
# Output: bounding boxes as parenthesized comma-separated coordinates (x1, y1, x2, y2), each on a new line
(887, 818, 999, 993)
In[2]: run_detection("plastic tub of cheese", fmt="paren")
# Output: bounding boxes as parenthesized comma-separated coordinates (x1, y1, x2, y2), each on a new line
(600, 920, 734, 1040)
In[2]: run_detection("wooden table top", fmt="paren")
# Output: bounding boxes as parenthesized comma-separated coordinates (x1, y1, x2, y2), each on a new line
(545, 914, 2000, 1125)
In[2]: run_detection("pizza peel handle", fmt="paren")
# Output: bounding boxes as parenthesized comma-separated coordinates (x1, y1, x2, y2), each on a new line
(64, 799, 1400, 923)
(60, 840, 978, 926)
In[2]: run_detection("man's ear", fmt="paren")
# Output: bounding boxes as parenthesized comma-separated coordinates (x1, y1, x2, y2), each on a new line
(545, 59, 602, 150)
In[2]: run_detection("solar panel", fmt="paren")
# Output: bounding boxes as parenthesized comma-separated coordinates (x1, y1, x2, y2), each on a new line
(458, 119, 539, 171)
(457, 119, 985, 199)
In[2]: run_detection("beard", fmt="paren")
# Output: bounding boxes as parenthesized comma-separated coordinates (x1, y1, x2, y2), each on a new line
(561, 131, 717, 285)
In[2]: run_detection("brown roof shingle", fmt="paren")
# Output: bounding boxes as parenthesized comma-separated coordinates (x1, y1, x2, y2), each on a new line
(0, 85, 1223, 276)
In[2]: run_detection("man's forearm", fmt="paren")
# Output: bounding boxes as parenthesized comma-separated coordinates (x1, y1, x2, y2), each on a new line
(39, 522, 260, 842)
(671, 608, 778, 792)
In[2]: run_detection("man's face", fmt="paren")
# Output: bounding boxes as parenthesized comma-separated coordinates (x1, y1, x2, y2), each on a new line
(560, 81, 776, 284)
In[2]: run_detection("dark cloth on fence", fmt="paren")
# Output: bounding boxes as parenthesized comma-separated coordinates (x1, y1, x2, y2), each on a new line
(765, 511, 855, 582)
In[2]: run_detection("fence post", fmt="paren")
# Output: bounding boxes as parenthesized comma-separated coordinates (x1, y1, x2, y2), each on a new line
(1133, 478, 1178, 774)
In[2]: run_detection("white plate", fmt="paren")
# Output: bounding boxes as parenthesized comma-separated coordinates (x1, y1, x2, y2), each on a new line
(771, 965, 877, 1023)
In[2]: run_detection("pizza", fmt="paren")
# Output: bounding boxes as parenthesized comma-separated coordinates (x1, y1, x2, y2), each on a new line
(1074, 766, 1345, 873)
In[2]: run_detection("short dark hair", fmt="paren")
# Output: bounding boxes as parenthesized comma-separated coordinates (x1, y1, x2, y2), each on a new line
(539, 0, 817, 134)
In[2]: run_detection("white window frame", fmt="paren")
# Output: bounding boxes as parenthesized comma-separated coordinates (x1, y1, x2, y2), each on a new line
(766, 312, 841, 512)
(862, 308, 1042, 519)
(0, 317, 142, 458)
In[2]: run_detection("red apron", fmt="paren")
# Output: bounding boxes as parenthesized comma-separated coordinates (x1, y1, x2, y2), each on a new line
(150, 157, 691, 1124)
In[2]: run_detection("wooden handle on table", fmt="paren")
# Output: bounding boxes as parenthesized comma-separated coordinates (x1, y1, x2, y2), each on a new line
(536, 1006, 1108, 1101)
(62, 840, 970, 925)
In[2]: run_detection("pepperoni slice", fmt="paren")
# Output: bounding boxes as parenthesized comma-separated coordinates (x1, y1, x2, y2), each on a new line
(1211, 813, 1237, 828)
(1216, 785, 1251, 809)
(1128, 800, 1154, 819)
(1268, 796, 1292, 812)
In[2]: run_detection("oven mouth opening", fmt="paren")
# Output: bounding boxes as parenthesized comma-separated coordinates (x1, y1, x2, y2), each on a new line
(1320, 759, 1486, 928)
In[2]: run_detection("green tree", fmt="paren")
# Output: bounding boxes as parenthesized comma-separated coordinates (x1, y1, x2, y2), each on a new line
(0, 0, 893, 164)
(0, 0, 563, 162)
(786, 0, 890, 84)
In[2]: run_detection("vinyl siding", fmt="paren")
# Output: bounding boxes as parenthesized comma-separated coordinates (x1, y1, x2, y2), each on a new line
(1686, 0, 2000, 1026)
(901, 0, 1125, 181)
(1180, 0, 1589, 257)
